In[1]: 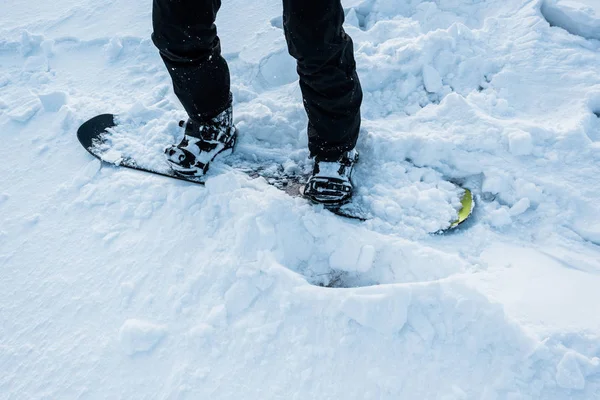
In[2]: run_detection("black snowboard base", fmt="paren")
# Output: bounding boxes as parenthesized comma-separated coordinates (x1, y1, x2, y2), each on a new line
(76, 114, 370, 220)
(77, 114, 206, 185)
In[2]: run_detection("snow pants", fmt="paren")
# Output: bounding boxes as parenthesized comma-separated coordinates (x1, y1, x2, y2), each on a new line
(152, 0, 363, 160)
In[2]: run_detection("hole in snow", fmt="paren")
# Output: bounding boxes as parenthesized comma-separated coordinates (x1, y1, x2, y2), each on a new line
(314, 270, 379, 289)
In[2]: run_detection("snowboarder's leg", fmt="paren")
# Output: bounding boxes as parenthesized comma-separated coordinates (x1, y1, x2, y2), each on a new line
(153, 0, 236, 178)
(283, 0, 363, 204)
(282, 0, 363, 161)
(152, 0, 231, 120)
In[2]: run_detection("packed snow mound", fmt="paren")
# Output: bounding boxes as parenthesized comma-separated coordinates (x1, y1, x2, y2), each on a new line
(541, 0, 600, 40)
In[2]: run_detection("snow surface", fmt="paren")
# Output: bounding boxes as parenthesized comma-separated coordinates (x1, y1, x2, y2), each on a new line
(2, 0, 600, 398)
(542, 0, 600, 40)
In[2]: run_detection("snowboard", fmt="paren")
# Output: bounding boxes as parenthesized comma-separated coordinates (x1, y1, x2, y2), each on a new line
(76, 114, 474, 230)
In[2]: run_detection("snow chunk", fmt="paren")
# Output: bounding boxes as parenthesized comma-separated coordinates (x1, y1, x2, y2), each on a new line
(105, 37, 124, 61)
(345, 8, 360, 28)
(38, 91, 68, 112)
(482, 174, 509, 196)
(489, 207, 512, 228)
(7, 97, 41, 122)
(556, 351, 586, 390)
(515, 180, 544, 205)
(509, 198, 531, 217)
(542, 0, 600, 41)
(20, 31, 44, 56)
(423, 65, 443, 94)
(341, 289, 411, 335)
(118, 319, 167, 355)
(100, 149, 124, 164)
(508, 130, 534, 156)
(40, 39, 55, 57)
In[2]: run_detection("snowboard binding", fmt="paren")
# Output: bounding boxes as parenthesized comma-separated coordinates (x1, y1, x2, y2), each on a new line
(165, 104, 237, 177)
(302, 149, 359, 206)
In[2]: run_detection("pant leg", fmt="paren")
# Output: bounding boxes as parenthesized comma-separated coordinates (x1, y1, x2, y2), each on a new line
(282, 0, 363, 160)
(152, 0, 231, 121)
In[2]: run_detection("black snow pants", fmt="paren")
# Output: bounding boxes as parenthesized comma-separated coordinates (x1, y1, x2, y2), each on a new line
(152, 0, 363, 160)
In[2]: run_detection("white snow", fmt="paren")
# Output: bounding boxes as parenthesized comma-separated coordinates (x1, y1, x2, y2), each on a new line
(38, 91, 69, 112)
(423, 64, 443, 93)
(507, 129, 534, 156)
(119, 319, 168, 355)
(542, 0, 600, 41)
(2, 0, 600, 398)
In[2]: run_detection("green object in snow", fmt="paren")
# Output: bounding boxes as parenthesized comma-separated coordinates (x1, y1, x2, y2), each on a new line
(450, 188, 474, 229)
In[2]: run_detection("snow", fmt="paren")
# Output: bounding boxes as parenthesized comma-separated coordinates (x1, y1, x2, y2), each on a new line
(119, 319, 168, 355)
(541, 0, 600, 41)
(556, 350, 588, 390)
(423, 64, 444, 93)
(2, 0, 600, 398)
(38, 91, 69, 112)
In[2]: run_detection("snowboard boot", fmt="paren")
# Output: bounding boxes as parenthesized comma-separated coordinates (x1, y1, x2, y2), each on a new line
(164, 105, 236, 177)
(303, 149, 359, 206)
